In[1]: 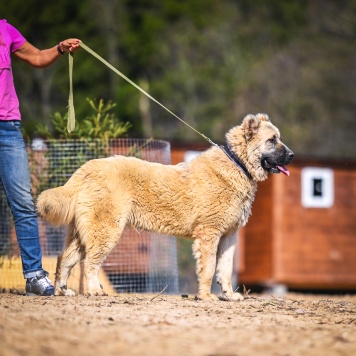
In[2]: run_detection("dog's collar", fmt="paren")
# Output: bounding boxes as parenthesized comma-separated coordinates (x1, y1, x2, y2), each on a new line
(220, 145, 253, 180)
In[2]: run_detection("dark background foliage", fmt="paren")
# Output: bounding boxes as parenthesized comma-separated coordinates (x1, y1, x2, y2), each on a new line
(1, 0, 356, 159)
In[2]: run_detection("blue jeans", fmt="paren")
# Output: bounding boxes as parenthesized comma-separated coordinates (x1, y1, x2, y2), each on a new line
(0, 120, 43, 278)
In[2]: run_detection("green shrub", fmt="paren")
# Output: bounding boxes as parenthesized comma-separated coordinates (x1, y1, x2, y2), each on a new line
(35, 98, 131, 140)
(32, 98, 132, 195)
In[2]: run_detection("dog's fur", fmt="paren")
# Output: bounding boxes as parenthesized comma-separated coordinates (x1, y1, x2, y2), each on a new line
(37, 113, 293, 300)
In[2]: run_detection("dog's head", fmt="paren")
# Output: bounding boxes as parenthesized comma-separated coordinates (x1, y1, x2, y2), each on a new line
(226, 113, 294, 181)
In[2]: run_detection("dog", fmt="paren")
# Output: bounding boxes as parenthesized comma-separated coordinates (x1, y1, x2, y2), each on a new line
(37, 113, 293, 300)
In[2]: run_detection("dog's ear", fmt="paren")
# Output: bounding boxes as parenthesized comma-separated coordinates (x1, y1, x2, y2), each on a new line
(256, 113, 270, 122)
(242, 114, 261, 140)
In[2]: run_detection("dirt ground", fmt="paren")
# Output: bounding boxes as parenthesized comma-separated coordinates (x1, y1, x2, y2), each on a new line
(0, 291, 355, 356)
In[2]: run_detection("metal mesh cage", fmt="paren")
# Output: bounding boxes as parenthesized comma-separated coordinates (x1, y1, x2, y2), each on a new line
(0, 138, 179, 294)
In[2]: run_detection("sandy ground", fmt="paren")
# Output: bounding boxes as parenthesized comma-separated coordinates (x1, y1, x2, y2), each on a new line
(0, 291, 355, 356)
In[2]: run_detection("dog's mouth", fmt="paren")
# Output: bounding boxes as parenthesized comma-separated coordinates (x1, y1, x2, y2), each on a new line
(262, 158, 290, 176)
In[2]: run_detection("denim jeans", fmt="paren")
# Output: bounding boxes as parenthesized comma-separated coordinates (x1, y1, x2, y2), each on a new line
(0, 120, 43, 278)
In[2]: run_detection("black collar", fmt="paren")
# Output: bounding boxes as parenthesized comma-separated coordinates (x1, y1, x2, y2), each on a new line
(220, 145, 253, 180)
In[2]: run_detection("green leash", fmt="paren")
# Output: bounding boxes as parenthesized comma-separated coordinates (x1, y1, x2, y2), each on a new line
(67, 41, 217, 146)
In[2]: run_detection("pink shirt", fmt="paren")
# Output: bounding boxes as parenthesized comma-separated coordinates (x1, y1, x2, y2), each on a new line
(0, 19, 26, 121)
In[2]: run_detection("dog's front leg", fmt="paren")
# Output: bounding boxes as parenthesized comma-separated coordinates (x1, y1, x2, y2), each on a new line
(215, 231, 243, 301)
(192, 227, 220, 301)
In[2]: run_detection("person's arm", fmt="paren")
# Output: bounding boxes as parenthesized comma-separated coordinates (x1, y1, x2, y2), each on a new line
(13, 39, 80, 68)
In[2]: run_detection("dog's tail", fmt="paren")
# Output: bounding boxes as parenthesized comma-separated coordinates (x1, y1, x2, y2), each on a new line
(37, 185, 77, 226)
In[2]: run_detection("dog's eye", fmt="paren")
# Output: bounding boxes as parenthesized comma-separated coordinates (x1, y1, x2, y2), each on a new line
(268, 136, 277, 144)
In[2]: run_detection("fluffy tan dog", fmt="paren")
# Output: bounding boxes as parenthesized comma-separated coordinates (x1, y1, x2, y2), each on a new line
(37, 113, 293, 300)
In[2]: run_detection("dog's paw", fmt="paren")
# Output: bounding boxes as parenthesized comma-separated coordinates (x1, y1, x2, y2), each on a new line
(195, 293, 219, 301)
(54, 287, 76, 296)
(64, 288, 76, 296)
(219, 292, 244, 301)
(86, 289, 108, 297)
(231, 292, 244, 301)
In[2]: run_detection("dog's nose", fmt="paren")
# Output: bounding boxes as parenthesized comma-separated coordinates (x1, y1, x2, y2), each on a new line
(287, 150, 294, 162)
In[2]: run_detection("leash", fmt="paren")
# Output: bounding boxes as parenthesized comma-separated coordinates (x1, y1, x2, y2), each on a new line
(66, 41, 253, 179)
(68, 41, 217, 147)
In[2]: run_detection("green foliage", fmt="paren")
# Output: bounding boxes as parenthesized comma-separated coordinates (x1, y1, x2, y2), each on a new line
(2, 1, 356, 158)
(31, 98, 131, 195)
(35, 98, 131, 140)
(83, 99, 131, 140)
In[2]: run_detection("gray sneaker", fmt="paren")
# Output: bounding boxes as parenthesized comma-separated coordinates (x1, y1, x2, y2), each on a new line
(26, 270, 55, 296)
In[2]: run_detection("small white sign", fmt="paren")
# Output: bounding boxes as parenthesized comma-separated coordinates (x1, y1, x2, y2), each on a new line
(301, 167, 334, 208)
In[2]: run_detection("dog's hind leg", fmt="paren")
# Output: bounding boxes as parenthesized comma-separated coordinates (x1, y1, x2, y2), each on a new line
(55, 223, 83, 296)
(215, 231, 243, 301)
(82, 216, 126, 296)
(192, 227, 221, 301)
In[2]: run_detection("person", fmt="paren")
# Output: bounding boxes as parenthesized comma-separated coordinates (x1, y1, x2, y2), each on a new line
(0, 19, 80, 296)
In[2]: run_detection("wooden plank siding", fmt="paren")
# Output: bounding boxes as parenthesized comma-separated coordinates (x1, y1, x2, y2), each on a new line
(273, 166, 356, 289)
(239, 161, 356, 290)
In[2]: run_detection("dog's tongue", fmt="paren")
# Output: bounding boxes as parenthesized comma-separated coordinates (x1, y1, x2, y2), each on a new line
(278, 165, 290, 177)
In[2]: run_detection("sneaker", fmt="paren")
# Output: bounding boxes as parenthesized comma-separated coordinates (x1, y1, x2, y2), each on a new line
(26, 270, 55, 296)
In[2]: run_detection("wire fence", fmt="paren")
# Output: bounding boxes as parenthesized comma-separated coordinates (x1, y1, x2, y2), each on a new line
(0, 138, 179, 294)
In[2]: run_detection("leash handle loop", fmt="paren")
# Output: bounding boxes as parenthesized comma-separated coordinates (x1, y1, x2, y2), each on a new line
(67, 52, 75, 133)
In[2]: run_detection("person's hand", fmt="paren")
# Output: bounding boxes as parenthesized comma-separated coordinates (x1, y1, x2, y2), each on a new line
(58, 39, 81, 54)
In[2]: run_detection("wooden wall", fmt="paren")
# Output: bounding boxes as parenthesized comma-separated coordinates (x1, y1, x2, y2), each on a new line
(239, 161, 356, 290)
(273, 164, 356, 289)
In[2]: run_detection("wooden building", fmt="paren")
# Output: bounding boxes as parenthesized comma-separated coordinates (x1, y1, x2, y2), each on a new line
(171, 144, 356, 291)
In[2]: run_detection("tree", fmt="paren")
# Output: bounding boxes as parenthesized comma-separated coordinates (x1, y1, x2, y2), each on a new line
(2, 0, 356, 159)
